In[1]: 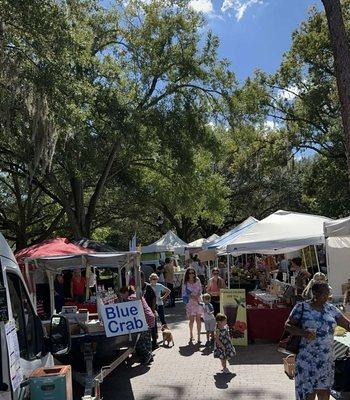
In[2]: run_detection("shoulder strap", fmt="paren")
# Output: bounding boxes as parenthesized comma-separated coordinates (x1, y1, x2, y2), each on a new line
(299, 302, 304, 321)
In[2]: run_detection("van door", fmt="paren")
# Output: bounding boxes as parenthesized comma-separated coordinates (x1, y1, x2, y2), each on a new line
(0, 268, 53, 400)
(6, 271, 52, 399)
(0, 259, 11, 400)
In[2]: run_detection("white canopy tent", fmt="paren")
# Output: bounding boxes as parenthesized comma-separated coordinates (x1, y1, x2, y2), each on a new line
(226, 210, 331, 255)
(324, 217, 350, 299)
(187, 234, 220, 249)
(187, 238, 207, 249)
(141, 230, 187, 254)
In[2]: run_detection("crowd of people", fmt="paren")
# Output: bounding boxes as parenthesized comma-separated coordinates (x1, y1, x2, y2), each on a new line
(48, 252, 350, 396)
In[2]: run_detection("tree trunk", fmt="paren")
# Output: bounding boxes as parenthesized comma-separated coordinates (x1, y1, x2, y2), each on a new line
(322, 0, 350, 187)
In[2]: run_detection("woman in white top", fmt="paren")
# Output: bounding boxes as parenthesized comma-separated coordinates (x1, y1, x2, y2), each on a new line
(149, 273, 170, 326)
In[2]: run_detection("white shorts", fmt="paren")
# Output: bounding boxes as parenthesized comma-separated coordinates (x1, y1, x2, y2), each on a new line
(204, 318, 216, 332)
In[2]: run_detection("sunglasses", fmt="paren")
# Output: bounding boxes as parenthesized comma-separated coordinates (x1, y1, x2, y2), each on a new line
(212, 271, 219, 275)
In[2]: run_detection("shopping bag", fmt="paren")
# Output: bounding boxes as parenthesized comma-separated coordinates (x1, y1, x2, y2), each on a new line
(182, 294, 189, 304)
(277, 303, 304, 355)
(182, 284, 191, 304)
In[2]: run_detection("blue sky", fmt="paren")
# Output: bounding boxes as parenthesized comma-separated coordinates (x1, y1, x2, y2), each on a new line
(191, 0, 323, 82)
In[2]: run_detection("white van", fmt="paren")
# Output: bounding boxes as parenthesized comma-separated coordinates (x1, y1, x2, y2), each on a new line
(0, 233, 70, 400)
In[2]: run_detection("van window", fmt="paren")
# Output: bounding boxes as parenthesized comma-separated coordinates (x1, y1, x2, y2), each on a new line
(7, 273, 38, 360)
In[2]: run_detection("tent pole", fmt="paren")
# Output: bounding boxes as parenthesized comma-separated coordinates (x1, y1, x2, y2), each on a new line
(314, 245, 320, 273)
(227, 253, 230, 289)
(301, 248, 307, 269)
(47, 270, 55, 315)
(84, 256, 89, 302)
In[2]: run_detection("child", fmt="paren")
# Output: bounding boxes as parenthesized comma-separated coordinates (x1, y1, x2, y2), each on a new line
(202, 293, 216, 346)
(214, 313, 236, 374)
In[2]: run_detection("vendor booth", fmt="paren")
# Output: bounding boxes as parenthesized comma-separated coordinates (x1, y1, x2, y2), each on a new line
(223, 210, 332, 342)
(17, 241, 142, 400)
(196, 217, 258, 267)
(324, 217, 350, 299)
(226, 210, 331, 255)
(141, 230, 187, 268)
(209, 216, 259, 252)
(186, 233, 219, 252)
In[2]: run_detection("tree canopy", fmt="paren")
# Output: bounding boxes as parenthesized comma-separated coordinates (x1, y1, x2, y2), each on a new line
(1, 0, 349, 250)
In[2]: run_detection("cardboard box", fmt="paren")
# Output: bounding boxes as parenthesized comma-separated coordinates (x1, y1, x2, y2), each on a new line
(30, 365, 72, 400)
(85, 320, 104, 334)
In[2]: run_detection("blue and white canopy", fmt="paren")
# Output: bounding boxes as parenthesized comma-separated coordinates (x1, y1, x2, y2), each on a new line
(207, 216, 259, 252)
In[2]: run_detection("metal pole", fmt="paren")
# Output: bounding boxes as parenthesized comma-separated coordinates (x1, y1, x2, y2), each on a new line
(314, 245, 320, 273)
(227, 253, 230, 289)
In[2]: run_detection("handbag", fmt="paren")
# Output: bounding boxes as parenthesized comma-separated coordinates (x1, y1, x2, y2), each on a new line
(277, 302, 304, 355)
(182, 284, 190, 304)
(333, 350, 350, 392)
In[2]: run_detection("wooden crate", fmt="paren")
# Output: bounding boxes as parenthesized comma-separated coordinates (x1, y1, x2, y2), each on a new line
(30, 365, 72, 400)
(283, 355, 295, 379)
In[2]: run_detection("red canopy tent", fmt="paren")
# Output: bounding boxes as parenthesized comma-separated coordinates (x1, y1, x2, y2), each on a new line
(15, 237, 94, 294)
(15, 237, 93, 267)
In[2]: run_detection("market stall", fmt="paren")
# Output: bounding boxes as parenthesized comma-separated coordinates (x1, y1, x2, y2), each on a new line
(22, 250, 141, 400)
(246, 290, 291, 341)
(222, 210, 332, 342)
(141, 230, 187, 267)
(324, 217, 350, 299)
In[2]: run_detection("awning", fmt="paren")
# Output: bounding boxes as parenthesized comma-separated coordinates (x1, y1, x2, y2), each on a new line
(226, 210, 331, 255)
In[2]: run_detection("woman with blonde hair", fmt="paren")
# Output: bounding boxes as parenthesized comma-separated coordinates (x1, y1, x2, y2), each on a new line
(302, 272, 327, 300)
(182, 267, 203, 343)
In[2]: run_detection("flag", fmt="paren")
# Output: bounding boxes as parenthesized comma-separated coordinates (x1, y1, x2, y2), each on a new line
(129, 233, 137, 251)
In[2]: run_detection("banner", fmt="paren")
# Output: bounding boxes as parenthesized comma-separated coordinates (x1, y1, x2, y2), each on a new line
(129, 233, 137, 252)
(5, 320, 23, 391)
(220, 289, 248, 346)
(100, 300, 148, 338)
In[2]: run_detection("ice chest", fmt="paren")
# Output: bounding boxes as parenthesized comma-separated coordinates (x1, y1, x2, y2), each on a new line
(30, 365, 72, 400)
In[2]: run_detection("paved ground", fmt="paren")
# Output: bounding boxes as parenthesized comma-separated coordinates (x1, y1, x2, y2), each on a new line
(99, 303, 296, 400)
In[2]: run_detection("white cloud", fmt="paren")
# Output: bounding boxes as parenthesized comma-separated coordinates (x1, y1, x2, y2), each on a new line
(221, 0, 263, 21)
(264, 119, 275, 130)
(189, 0, 213, 14)
(277, 85, 300, 102)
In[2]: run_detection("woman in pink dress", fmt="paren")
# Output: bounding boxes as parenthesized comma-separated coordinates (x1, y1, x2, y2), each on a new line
(182, 267, 203, 343)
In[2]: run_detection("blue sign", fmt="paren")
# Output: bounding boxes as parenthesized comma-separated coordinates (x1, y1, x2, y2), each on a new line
(100, 300, 148, 337)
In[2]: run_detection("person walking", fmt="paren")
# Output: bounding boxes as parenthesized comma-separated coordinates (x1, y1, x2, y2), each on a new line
(182, 267, 203, 343)
(149, 273, 170, 326)
(206, 268, 227, 315)
(291, 257, 311, 301)
(141, 272, 158, 350)
(214, 313, 236, 374)
(285, 282, 350, 400)
(202, 293, 216, 346)
(164, 258, 176, 308)
(119, 285, 155, 364)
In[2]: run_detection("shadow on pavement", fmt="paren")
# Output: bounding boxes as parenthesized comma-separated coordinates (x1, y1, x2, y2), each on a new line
(226, 388, 288, 399)
(137, 384, 185, 400)
(201, 346, 213, 356)
(99, 363, 150, 400)
(214, 372, 236, 389)
(178, 342, 200, 357)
